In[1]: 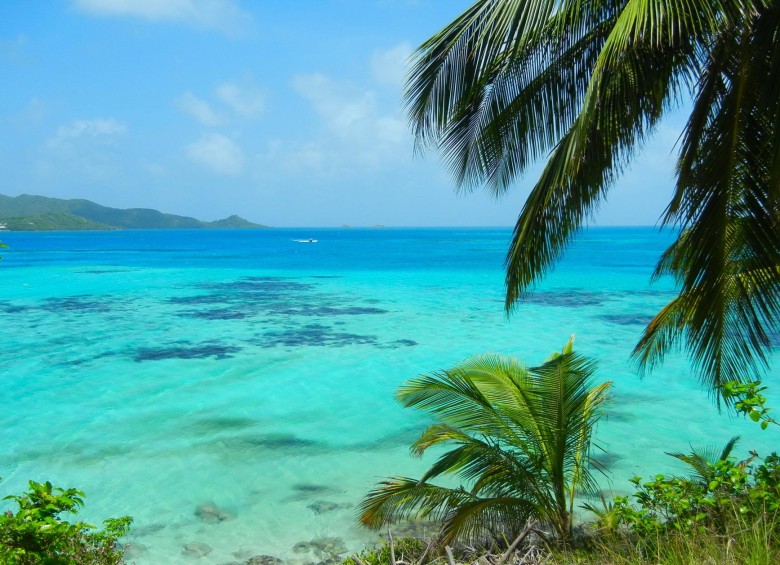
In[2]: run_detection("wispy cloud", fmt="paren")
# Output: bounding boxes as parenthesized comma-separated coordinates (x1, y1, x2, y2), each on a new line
(177, 92, 223, 126)
(293, 73, 379, 139)
(284, 72, 407, 175)
(72, 0, 251, 35)
(50, 118, 127, 145)
(37, 118, 129, 184)
(186, 133, 244, 175)
(370, 42, 412, 88)
(216, 82, 266, 119)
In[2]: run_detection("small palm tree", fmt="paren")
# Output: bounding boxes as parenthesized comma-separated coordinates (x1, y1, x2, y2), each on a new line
(667, 435, 741, 488)
(359, 340, 611, 545)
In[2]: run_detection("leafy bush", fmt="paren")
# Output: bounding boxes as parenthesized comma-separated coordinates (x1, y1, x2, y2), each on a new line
(0, 480, 132, 564)
(591, 445, 780, 550)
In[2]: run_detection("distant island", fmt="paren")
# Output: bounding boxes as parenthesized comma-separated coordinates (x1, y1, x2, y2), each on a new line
(0, 194, 267, 231)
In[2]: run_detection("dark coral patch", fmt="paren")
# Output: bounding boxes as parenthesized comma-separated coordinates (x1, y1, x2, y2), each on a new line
(134, 343, 241, 362)
(591, 451, 623, 471)
(0, 301, 32, 314)
(198, 277, 316, 293)
(258, 324, 377, 348)
(167, 294, 230, 305)
(80, 269, 132, 274)
(200, 434, 324, 456)
(599, 314, 653, 326)
(177, 308, 251, 320)
(40, 296, 113, 313)
(188, 417, 258, 435)
(524, 290, 606, 307)
(274, 306, 388, 316)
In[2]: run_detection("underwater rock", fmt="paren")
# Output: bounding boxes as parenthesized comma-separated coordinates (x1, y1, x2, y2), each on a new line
(121, 542, 149, 559)
(245, 556, 284, 565)
(591, 451, 623, 470)
(290, 483, 341, 496)
(182, 542, 213, 558)
(195, 502, 235, 523)
(306, 500, 352, 515)
(292, 541, 311, 553)
(292, 537, 347, 560)
(131, 522, 166, 536)
(603, 409, 635, 423)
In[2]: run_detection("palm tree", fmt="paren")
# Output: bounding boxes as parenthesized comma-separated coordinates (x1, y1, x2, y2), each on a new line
(359, 340, 611, 545)
(405, 1, 780, 401)
(667, 436, 741, 488)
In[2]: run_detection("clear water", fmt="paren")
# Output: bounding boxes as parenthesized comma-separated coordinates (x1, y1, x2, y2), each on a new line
(1, 227, 776, 563)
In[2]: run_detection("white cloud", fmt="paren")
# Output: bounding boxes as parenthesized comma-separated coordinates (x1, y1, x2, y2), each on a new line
(38, 119, 128, 183)
(258, 72, 413, 180)
(11, 98, 47, 129)
(292, 73, 377, 138)
(186, 133, 244, 175)
(370, 42, 412, 88)
(216, 82, 266, 119)
(177, 92, 223, 125)
(49, 118, 127, 148)
(72, 0, 250, 35)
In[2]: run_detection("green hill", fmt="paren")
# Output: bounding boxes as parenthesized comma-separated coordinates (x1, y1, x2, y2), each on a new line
(0, 194, 267, 231)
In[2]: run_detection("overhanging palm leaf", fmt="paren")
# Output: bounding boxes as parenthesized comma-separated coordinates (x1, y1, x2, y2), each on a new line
(406, 0, 780, 403)
(359, 340, 611, 545)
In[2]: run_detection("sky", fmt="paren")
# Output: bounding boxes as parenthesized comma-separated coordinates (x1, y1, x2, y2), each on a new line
(1, 0, 687, 227)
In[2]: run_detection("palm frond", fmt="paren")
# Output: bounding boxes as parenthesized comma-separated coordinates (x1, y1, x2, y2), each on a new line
(667, 435, 741, 485)
(637, 2, 780, 400)
(362, 342, 610, 543)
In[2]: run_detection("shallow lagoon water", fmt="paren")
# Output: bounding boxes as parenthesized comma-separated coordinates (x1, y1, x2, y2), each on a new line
(1, 227, 777, 563)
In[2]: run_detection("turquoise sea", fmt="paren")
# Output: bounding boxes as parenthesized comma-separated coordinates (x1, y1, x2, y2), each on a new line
(1, 227, 777, 563)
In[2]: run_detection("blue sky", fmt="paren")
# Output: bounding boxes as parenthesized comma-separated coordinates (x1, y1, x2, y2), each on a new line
(1, 0, 685, 227)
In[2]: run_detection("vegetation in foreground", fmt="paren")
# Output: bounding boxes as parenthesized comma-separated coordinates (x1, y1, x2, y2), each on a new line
(360, 340, 610, 546)
(0, 480, 131, 564)
(354, 0, 780, 561)
(350, 435, 780, 564)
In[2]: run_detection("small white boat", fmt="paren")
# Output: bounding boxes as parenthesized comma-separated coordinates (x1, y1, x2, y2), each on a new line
(293, 238, 318, 243)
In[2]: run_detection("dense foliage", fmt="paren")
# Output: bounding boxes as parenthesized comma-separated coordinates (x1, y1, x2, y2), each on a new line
(576, 441, 780, 564)
(0, 480, 131, 564)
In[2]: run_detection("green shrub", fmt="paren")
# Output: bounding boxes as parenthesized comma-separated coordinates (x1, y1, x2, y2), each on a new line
(0, 480, 132, 564)
(343, 537, 428, 565)
(585, 445, 780, 562)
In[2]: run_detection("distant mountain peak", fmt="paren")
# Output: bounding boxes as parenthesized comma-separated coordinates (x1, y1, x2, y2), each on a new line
(0, 194, 268, 231)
